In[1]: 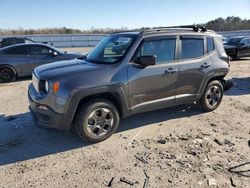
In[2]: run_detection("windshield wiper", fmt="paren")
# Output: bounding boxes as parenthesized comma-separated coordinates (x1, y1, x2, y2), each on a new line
(77, 55, 86, 60)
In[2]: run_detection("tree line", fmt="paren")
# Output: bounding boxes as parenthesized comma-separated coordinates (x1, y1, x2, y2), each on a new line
(204, 16, 250, 31)
(0, 16, 250, 35)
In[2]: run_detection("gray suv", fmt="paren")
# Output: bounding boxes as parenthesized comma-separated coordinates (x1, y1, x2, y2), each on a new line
(28, 26, 230, 142)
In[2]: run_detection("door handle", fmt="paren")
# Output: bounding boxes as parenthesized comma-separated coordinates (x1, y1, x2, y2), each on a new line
(201, 63, 211, 69)
(165, 67, 178, 74)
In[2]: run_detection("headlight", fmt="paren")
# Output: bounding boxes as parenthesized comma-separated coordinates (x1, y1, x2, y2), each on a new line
(37, 79, 49, 95)
(32, 73, 39, 93)
(45, 81, 49, 93)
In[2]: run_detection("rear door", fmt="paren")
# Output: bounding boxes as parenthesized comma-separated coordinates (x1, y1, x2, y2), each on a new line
(0, 46, 33, 76)
(175, 36, 214, 104)
(127, 36, 179, 110)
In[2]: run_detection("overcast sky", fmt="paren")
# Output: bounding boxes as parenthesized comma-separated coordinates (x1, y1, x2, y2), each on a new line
(0, 0, 249, 29)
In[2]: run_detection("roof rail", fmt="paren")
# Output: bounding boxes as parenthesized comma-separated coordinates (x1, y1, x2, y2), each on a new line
(143, 25, 214, 33)
(110, 25, 214, 35)
(111, 29, 140, 34)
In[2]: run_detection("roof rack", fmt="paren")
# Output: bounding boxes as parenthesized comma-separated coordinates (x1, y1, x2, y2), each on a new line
(110, 25, 214, 35)
(143, 25, 214, 34)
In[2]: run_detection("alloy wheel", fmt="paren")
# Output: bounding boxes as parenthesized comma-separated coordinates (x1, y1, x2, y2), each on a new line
(205, 85, 222, 108)
(86, 108, 114, 137)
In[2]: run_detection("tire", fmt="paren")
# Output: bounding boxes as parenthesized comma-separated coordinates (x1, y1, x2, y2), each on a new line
(199, 80, 224, 112)
(0, 65, 17, 82)
(74, 99, 120, 143)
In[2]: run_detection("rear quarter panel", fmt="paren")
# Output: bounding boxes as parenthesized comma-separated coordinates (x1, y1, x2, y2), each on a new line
(0, 55, 32, 76)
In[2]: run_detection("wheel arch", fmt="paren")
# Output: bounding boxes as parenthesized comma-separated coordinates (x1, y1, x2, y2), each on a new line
(75, 92, 124, 116)
(66, 86, 130, 130)
(198, 73, 226, 100)
(0, 64, 18, 76)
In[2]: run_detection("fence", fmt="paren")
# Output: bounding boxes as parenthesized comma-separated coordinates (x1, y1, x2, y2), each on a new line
(1, 30, 250, 48)
(218, 30, 250, 38)
(0, 34, 107, 48)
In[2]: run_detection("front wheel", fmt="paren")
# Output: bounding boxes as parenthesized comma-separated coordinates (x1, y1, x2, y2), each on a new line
(74, 99, 120, 143)
(0, 65, 17, 82)
(199, 80, 224, 112)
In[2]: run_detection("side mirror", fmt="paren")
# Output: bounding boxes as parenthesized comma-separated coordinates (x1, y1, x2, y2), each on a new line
(53, 51, 59, 56)
(135, 55, 156, 66)
(49, 51, 58, 57)
(49, 50, 59, 56)
(239, 43, 245, 46)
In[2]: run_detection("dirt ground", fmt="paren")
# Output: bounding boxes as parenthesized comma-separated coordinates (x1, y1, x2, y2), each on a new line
(0, 58, 250, 188)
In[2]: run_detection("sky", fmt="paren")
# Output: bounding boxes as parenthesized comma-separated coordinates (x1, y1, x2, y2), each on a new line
(0, 0, 249, 30)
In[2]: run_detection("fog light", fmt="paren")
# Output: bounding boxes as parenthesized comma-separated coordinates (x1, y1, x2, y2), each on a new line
(38, 105, 48, 111)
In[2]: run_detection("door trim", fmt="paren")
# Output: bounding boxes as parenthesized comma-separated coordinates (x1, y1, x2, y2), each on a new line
(131, 95, 175, 114)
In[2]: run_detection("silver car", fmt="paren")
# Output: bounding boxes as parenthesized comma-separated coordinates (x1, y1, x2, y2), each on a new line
(0, 43, 82, 82)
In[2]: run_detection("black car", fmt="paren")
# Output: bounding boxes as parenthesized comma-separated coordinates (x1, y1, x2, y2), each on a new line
(0, 43, 82, 82)
(0, 37, 54, 48)
(28, 26, 230, 142)
(0, 37, 36, 48)
(224, 36, 250, 59)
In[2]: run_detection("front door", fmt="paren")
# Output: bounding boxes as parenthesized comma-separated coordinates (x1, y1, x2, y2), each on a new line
(128, 37, 178, 111)
(28, 45, 58, 70)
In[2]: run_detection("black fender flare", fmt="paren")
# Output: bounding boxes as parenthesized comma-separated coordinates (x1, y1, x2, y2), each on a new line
(197, 69, 228, 100)
(65, 85, 130, 126)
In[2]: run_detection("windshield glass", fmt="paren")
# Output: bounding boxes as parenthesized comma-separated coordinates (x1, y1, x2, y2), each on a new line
(225, 37, 244, 45)
(86, 35, 135, 64)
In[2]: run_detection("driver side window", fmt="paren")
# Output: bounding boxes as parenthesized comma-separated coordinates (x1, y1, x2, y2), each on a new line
(136, 38, 176, 64)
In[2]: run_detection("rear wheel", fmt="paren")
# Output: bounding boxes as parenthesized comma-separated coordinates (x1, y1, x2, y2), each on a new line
(74, 99, 120, 143)
(0, 65, 17, 82)
(199, 80, 223, 112)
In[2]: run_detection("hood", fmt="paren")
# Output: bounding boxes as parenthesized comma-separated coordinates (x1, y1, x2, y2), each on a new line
(34, 59, 106, 80)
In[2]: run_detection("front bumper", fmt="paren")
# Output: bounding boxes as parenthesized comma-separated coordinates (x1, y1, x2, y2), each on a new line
(28, 86, 71, 131)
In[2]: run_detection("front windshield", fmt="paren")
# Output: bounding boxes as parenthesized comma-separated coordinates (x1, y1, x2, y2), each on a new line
(86, 35, 135, 64)
(225, 38, 243, 45)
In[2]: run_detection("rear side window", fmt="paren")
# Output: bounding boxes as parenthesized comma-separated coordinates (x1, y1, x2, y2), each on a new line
(139, 39, 176, 64)
(207, 37, 215, 53)
(181, 38, 204, 59)
(2, 46, 28, 55)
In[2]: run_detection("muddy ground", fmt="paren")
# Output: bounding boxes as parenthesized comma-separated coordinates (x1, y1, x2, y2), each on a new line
(0, 58, 249, 188)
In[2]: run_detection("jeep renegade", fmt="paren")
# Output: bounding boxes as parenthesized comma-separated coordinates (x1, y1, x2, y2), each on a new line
(28, 26, 230, 142)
